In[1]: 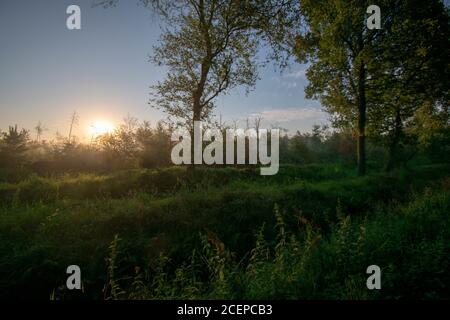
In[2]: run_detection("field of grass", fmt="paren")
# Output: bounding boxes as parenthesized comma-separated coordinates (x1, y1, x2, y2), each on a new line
(0, 163, 449, 299)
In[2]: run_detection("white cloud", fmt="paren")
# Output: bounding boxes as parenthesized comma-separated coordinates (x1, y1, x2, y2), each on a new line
(251, 107, 327, 123)
(285, 68, 306, 79)
(270, 67, 307, 91)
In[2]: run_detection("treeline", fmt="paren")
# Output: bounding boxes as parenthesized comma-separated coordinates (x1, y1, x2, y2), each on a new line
(0, 120, 170, 179)
(0, 115, 448, 181)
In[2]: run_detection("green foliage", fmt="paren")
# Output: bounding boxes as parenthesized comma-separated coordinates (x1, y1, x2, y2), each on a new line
(0, 163, 449, 299)
(104, 234, 125, 300)
(92, 183, 450, 300)
(292, 0, 450, 174)
(0, 125, 30, 168)
(149, 0, 260, 126)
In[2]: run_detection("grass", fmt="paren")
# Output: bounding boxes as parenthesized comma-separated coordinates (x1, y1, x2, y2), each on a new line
(0, 163, 449, 299)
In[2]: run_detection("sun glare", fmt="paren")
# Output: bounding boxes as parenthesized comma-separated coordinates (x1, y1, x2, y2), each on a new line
(89, 120, 115, 137)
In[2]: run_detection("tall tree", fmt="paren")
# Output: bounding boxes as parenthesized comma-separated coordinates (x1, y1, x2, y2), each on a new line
(293, 0, 398, 175)
(293, 0, 450, 174)
(367, 0, 450, 170)
(94, 0, 299, 127)
(149, 0, 261, 128)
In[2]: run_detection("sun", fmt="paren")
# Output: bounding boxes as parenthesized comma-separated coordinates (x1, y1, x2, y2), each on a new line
(89, 120, 115, 137)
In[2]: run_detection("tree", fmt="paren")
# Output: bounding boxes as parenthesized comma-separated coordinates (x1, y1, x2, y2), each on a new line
(68, 111, 79, 145)
(367, 0, 450, 170)
(405, 97, 450, 163)
(293, 0, 450, 174)
(0, 125, 30, 168)
(98, 117, 140, 168)
(34, 121, 47, 142)
(137, 120, 173, 168)
(93, 0, 299, 132)
(293, 0, 398, 175)
(149, 0, 261, 129)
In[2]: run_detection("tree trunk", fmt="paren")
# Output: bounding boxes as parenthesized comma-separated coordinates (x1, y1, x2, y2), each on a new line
(189, 0, 211, 172)
(357, 62, 367, 176)
(189, 105, 201, 172)
(385, 108, 402, 171)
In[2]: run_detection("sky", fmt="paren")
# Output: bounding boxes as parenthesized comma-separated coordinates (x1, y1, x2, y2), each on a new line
(0, 0, 327, 141)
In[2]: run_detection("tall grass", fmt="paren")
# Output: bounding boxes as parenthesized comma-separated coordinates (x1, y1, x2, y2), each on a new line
(0, 164, 448, 299)
(101, 186, 450, 300)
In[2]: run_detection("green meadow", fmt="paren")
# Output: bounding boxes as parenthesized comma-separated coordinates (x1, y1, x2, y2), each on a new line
(1, 163, 449, 299)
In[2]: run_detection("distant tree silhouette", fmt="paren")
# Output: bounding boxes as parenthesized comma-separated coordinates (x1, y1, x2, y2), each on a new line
(67, 111, 79, 145)
(34, 121, 47, 142)
(0, 125, 30, 168)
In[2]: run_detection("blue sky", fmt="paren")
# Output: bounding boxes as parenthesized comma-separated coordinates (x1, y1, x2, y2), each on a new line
(0, 0, 327, 141)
